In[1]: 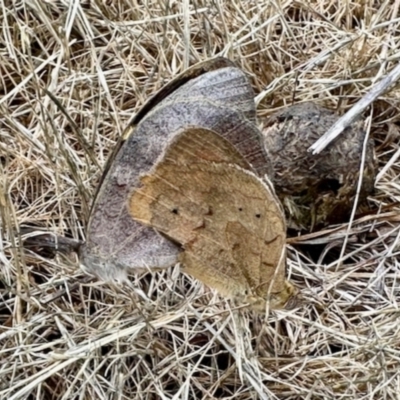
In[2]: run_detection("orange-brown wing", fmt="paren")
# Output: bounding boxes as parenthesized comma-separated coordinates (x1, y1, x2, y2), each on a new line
(176, 164, 287, 302)
(129, 126, 290, 307)
(157, 126, 251, 169)
(225, 222, 286, 294)
(129, 126, 253, 243)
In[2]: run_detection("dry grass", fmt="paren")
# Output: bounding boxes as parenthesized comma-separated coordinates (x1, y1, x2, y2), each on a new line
(2, 1, 400, 399)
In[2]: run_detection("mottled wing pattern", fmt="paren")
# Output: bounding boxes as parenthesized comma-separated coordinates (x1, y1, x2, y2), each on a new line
(155, 126, 251, 169)
(129, 127, 293, 309)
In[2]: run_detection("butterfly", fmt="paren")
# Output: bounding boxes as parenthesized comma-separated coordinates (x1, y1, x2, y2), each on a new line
(79, 57, 272, 283)
(129, 127, 296, 311)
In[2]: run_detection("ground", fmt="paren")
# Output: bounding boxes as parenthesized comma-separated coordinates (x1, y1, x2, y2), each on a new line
(2, 1, 400, 399)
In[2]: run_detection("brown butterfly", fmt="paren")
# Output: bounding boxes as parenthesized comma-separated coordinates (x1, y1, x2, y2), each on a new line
(78, 57, 272, 283)
(129, 127, 296, 311)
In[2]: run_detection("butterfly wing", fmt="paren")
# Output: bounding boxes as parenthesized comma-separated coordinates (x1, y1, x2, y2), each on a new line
(130, 127, 252, 241)
(126, 57, 256, 127)
(129, 128, 294, 309)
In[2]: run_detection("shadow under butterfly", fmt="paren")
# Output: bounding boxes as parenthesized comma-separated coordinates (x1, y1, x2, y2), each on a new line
(23, 57, 297, 310)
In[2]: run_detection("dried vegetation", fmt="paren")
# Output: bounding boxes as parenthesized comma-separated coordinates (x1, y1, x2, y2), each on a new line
(2, 1, 400, 399)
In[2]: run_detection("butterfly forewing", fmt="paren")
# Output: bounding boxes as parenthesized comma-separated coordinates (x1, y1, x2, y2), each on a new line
(129, 127, 293, 309)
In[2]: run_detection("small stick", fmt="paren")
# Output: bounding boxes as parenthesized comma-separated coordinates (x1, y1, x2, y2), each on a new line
(309, 62, 400, 154)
